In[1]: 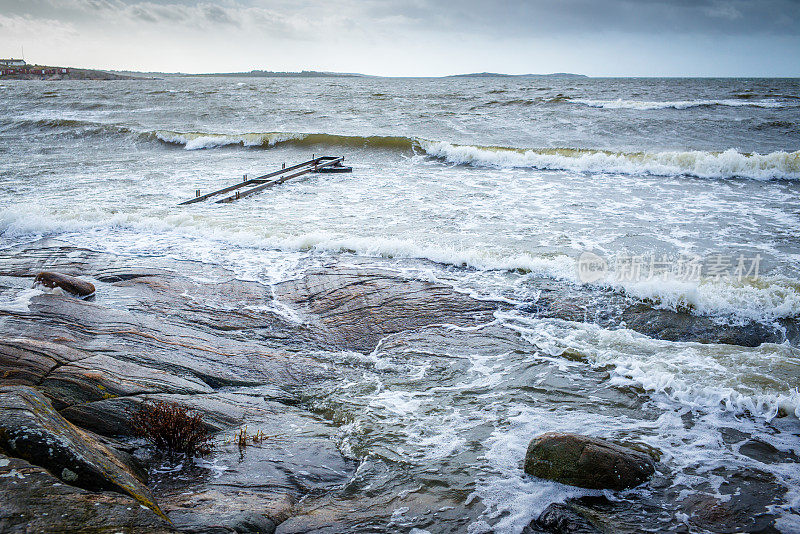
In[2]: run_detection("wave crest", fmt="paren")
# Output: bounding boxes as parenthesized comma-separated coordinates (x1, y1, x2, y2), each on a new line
(572, 98, 793, 110)
(419, 141, 800, 180)
(8, 118, 798, 180)
(151, 130, 417, 151)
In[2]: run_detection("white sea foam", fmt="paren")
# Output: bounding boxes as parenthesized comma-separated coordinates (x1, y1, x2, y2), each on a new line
(613, 276, 800, 323)
(502, 313, 800, 421)
(153, 130, 305, 150)
(1, 205, 798, 325)
(133, 125, 800, 181)
(419, 141, 800, 180)
(0, 288, 43, 313)
(475, 396, 800, 533)
(573, 98, 791, 110)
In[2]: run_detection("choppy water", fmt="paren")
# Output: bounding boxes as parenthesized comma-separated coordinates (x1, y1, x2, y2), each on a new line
(1, 76, 799, 532)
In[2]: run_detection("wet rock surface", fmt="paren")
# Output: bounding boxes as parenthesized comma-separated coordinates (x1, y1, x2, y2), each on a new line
(523, 502, 602, 534)
(524, 432, 656, 490)
(274, 267, 500, 352)
(0, 242, 361, 532)
(0, 385, 165, 518)
(527, 280, 798, 347)
(0, 453, 173, 533)
(0, 239, 795, 533)
(168, 509, 276, 534)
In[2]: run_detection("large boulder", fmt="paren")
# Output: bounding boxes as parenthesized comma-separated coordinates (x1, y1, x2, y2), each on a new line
(0, 385, 167, 520)
(524, 432, 656, 490)
(33, 271, 96, 298)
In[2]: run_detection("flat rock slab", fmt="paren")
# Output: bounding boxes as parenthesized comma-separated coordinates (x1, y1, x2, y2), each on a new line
(145, 392, 355, 529)
(0, 385, 166, 519)
(524, 432, 656, 491)
(41, 354, 214, 410)
(275, 267, 500, 352)
(0, 336, 89, 386)
(168, 509, 276, 534)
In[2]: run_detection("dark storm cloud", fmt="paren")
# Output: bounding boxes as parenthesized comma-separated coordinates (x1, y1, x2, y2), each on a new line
(1, 0, 797, 36)
(202, 5, 240, 26)
(363, 0, 800, 36)
(1, 0, 797, 76)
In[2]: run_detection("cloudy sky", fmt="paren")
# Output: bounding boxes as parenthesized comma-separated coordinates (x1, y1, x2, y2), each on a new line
(1, 0, 798, 76)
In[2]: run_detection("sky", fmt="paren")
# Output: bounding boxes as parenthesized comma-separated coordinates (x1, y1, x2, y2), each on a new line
(0, 0, 798, 76)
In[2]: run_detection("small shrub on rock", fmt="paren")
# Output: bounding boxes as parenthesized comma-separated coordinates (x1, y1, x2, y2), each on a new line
(130, 401, 213, 456)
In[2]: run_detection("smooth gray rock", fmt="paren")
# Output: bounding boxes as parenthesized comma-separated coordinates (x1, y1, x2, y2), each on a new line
(168, 510, 276, 533)
(0, 336, 88, 386)
(41, 354, 214, 409)
(275, 267, 500, 352)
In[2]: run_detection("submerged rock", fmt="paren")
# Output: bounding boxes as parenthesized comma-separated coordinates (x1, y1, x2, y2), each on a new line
(0, 385, 166, 520)
(527, 280, 798, 347)
(33, 271, 95, 298)
(619, 303, 786, 347)
(524, 432, 656, 490)
(523, 502, 602, 534)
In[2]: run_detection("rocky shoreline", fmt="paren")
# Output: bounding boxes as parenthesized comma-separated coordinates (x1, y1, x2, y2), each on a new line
(1, 67, 138, 81)
(0, 239, 795, 533)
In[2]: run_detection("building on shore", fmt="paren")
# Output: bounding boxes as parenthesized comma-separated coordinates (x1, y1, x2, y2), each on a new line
(0, 59, 69, 77)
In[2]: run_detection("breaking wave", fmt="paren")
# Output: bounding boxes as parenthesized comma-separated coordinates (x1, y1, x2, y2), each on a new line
(419, 141, 800, 180)
(150, 130, 416, 151)
(572, 98, 794, 110)
(2, 205, 799, 326)
(156, 130, 799, 181)
(8, 118, 800, 180)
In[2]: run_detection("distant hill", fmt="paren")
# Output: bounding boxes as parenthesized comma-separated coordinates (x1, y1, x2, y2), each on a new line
(185, 70, 366, 78)
(3, 64, 586, 81)
(448, 72, 588, 78)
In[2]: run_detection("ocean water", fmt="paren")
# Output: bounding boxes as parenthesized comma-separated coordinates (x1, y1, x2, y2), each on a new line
(1, 76, 799, 532)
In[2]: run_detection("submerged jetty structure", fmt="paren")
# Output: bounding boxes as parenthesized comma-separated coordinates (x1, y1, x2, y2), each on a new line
(180, 156, 351, 205)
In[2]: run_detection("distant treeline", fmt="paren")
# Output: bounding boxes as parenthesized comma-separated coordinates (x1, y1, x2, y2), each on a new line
(186, 70, 363, 78)
(448, 72, 588, 78)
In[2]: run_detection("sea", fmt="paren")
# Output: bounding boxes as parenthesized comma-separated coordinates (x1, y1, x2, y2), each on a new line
(1, 76, 799, 532)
